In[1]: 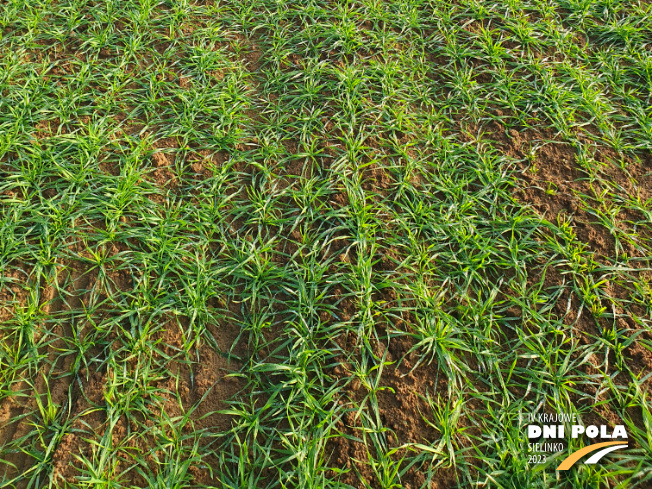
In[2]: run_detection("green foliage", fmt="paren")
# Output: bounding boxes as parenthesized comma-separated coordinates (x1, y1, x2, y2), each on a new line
(1, 0, 651, 487)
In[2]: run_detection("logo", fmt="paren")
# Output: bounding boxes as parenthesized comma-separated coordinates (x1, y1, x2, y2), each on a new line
(524, 411, 628, 470)
(555, 441, 628, 470)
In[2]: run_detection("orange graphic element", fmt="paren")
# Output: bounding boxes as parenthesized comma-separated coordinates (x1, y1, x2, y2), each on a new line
(556, 441, 627, 470)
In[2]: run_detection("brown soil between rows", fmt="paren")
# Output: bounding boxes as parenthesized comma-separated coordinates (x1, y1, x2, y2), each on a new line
(0, 254, 94, 481)
(50, 319, 245, 486)
(493, 121, 652, 444)
(4, 21, 652, 485)
(325, 329, 462, 489)
(0, 253, 247, 487)
(491, 122, 652, 260)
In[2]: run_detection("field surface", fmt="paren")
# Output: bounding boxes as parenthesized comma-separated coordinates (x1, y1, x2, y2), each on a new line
(1, 0, 652, 487)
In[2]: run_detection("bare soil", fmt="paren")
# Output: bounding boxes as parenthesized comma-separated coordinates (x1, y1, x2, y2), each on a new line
(324, 326, 461, 489)
(0, 254, 246, 486)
